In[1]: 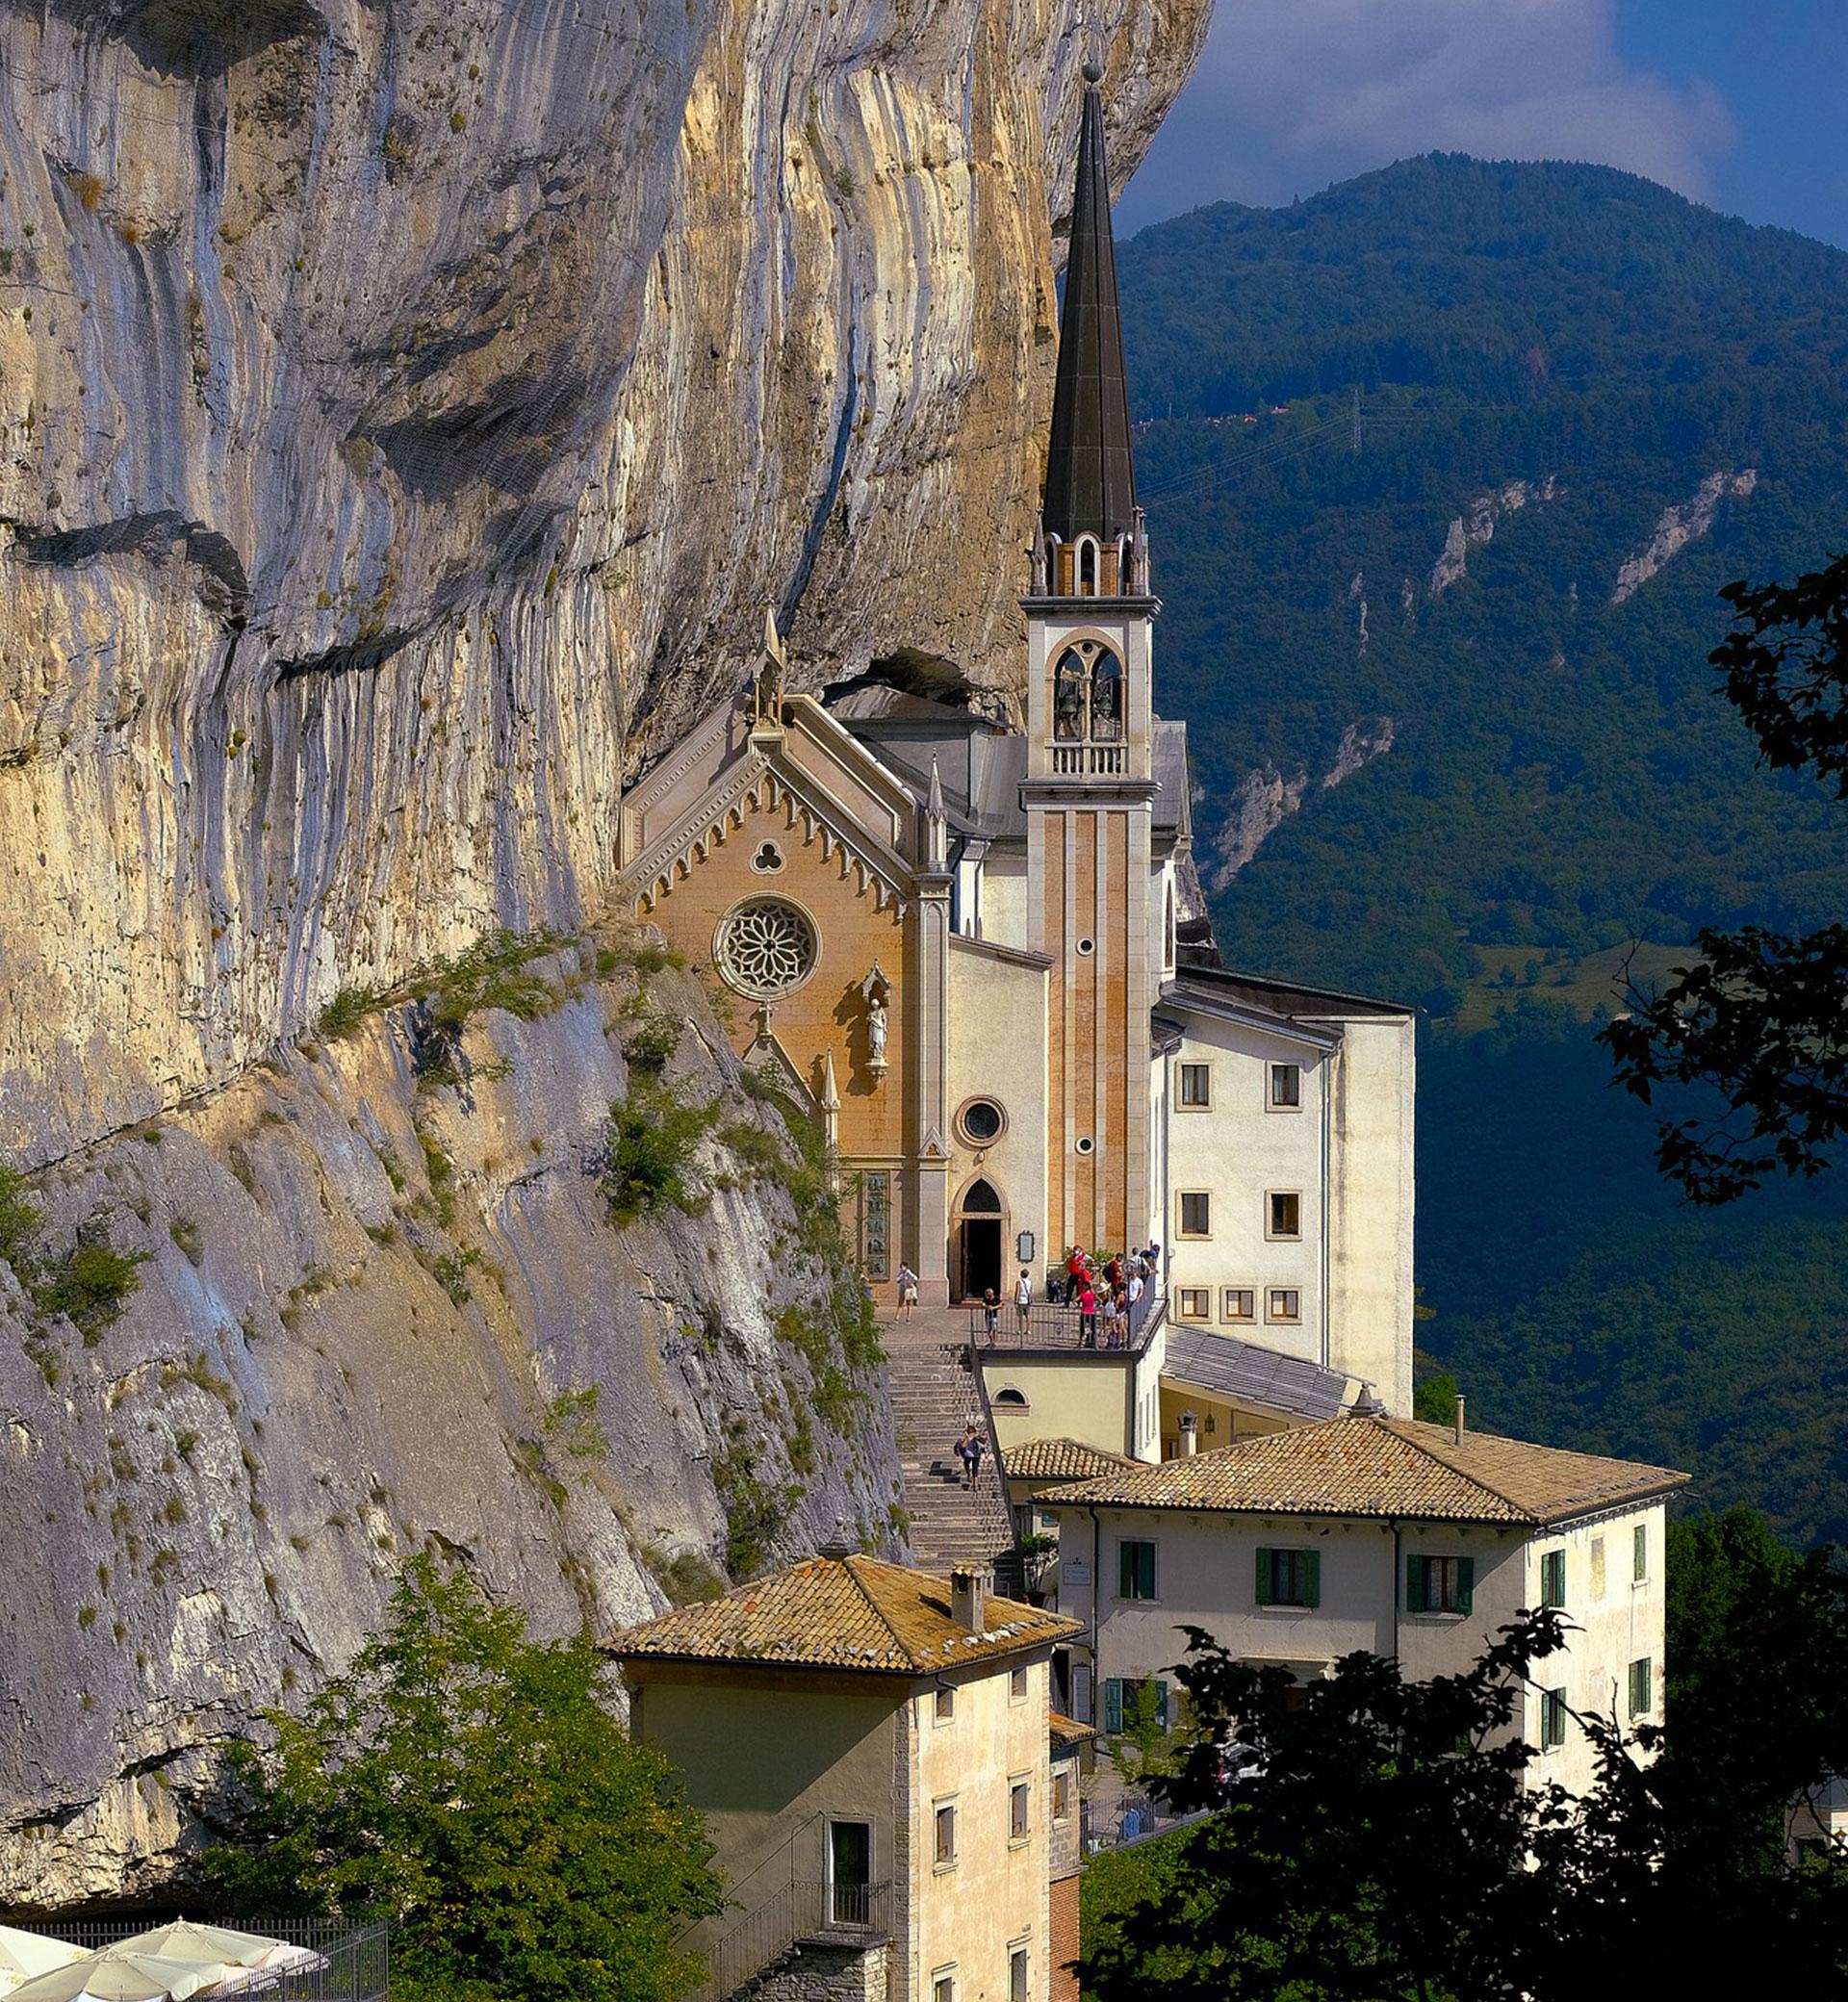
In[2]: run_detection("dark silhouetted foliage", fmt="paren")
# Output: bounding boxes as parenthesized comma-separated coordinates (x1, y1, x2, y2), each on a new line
(1604, 554, 1848, 1201)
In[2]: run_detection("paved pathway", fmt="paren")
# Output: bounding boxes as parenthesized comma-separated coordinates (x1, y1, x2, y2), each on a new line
(881, 1305, 1019, 1590)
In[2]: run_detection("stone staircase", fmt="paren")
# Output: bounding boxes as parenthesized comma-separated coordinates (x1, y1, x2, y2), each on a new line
(884, 1328, 1019, 1592)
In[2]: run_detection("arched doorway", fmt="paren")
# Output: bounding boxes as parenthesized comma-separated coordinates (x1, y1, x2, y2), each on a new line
(955, 1176, 1007, 1302)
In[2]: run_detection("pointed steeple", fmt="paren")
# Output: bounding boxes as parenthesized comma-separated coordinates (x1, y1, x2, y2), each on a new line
(1041, 62, 1137, 550)
(925, 756, 950, 873)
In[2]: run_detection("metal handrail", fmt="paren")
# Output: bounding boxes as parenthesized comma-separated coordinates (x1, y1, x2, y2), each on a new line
(1, 1922, 388, 2002)
(687, 1879, 891, 2002)
(969, 1283, 1166, 1350)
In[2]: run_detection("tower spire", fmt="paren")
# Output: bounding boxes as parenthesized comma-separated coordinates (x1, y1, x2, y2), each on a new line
(1041, 61, 1137, 549)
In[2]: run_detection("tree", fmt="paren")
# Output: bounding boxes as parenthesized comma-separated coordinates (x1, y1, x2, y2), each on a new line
(1603, 554, 1848, 1202)
(1081, 1600, 1848, 2002)
(1411, 1370, 1459, 1426)
(1083, 1611, 1574, 2002)
(208, 1556, 723, 2002)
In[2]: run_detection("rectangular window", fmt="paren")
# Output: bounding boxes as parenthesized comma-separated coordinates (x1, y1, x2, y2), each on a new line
(1267, 1288, 1301, 1323)
(1118, 1539, 1157, 1601)
(1010, 1664, 1028, 1704)
(1255, 1546, 1322, 1607)
(1010, 1944, 1029, 2002)
(1179, 1063, 1212, 1109)
(1590, 1536, 1605, 1599)
(1104, 1677, 1168, 1734)
(934, 1800, 957, 1867)
(1178, 1287, 1211, 1321)
(1267, 1191, 1301, 1239)
(1541, 1687, 1568, 1751)
(1222, 1286, 1256, 1322)
(932, 1971, 957, 2002)
(935, 1685, 955, 1725)
(1405, 1553, 1476, 1614)
(1629, 1656, 1653, 1719)
(1633, 1523, 1649, 1582)
(1010, 1777, 1030, 1842)
(1540, 1549, 1566, 1609)
(1179, 1192, 1212, 1238)
(1052, 1767, 1072, 1824)
(1269, 1063, 1302, 1109)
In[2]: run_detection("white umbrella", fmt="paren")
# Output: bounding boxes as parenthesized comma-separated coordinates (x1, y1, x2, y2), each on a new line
(3, 1949, 217, 2002)
(0, 1930, 87, 1996)
(100, 1930, 315, 1982)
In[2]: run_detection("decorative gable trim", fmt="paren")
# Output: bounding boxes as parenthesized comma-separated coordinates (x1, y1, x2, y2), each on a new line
(624, 745, 916, 921)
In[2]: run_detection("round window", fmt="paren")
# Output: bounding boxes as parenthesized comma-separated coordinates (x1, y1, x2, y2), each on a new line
(958, 1098, 1005, 1145)
(1076, 937, 1095, 957)
(714, 898, 819, 1000)
(1075, 1136, 1095, 1156)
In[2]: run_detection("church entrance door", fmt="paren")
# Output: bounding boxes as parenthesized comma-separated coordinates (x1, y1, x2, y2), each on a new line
(955, 1176, 1006, 1302)
(960, 1219, 1002, 1302)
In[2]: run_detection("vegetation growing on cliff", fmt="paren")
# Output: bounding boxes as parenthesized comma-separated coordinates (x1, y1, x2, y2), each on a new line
(208, 1556, 722, 2002)
(0, 1165, 149, 1372)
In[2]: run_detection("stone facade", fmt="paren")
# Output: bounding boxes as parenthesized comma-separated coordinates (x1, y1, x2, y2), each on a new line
(754, 1942, 892, 2002)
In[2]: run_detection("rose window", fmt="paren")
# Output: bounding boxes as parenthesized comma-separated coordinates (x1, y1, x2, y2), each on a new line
(716, 898, 818, 999)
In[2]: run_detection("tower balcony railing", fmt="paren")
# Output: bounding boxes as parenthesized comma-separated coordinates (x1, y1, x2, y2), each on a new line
(1050, 742, 1126, 777)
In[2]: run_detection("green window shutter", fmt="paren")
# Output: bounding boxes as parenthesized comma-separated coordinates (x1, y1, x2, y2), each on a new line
(1256, 1547, 1275, 1605)
(1138, 1543, 1156, 1600)
(1405, 1553, 1426, 1611)
(1633, 1523, 1648, 1581)
(1302, 1548, 1321, 1608)
(1104, 1679, 1122, 1732)
(1457, 1556, 1476, 1616)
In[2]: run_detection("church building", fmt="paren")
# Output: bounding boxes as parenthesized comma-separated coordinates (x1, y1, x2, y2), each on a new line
(615, 69, 1415, 1415)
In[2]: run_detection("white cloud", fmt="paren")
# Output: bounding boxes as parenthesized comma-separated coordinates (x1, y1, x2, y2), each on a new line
(1118, 0, 1736, 231)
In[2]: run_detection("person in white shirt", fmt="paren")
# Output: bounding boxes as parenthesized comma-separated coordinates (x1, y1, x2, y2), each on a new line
(1014, 1269, 1033, 1335)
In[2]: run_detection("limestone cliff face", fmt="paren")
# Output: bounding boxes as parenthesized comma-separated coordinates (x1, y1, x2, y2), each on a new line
(0, 0, 1209, 1164)
(0, 943, 900, 1908)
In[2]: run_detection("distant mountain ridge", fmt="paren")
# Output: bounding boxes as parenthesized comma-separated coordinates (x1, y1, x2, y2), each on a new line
(1117, 154, 1848, 1544)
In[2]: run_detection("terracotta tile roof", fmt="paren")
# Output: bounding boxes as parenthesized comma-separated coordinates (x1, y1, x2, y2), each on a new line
(1050, 1711, 1098, 1751)
(604, 1553, 1081, 1674)
(1039, 1415, 1687, 1527)
(1005, 1437, 1139, 1482)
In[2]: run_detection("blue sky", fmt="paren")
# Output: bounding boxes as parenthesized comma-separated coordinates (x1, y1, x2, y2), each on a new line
(1119, 0, 1848, 250)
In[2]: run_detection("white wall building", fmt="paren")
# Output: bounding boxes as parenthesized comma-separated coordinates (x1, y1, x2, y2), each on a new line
(1039, 1413, 1687, 1794)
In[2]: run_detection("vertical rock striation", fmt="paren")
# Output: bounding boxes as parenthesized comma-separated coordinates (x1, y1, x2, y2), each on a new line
(0, 0, 1210, 1163)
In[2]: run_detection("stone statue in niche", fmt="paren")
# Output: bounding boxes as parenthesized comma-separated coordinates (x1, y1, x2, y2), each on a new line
(860, 962, 892, 1076)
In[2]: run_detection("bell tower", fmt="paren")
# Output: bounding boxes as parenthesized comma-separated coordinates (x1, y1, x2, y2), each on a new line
(1024, 61, 1160, 1264)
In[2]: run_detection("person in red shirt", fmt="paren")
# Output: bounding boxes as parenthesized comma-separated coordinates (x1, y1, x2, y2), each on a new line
(1078, 1280, 1098, 1347)
(1066, 1245, 1088, 1304)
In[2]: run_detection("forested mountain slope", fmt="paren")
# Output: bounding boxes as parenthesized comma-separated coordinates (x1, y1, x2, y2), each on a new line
(1118, 156, 1848, 1544)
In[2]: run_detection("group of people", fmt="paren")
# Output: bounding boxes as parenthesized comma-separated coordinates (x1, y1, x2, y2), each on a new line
(970, 1242, 1162, 1348)
(1056, 1241, 1159, 1348)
